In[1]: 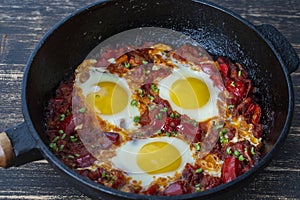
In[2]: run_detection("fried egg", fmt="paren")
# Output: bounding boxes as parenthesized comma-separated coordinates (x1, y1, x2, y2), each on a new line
(74, 64, 140, 130)
(112, 136, 194, 187)
(157, 61, 222, 122)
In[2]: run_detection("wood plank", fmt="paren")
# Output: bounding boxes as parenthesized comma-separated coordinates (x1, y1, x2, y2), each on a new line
(0, 0, 299, 199)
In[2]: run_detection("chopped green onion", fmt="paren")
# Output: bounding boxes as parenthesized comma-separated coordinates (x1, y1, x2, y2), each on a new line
(219, 129, 228, 144)
(102, 171, 107, 178)
(151, 84, 159, 93)
(145, 69, 151, 75)
(142, 60, 148, 65)
(196, 168, 203, 173)
(60, 114, 65, 121)
(228, 104, 234, 109)
(61, 133, 67, 140)
(124, 62, 130, 68)
(66, 110, 71, 116)
(195, 143, 201, 151)
(49, 142, 55, 149)
(220, 136, 228, 144)
(160, 107, 168, 112)
(172, 131, 178, 137)
(49, 143, 58, 152)
(59, 144, 65, 151)
(191, 120, 198, 127)
(175, 112, 181, 118)
(226, 147, 232, 154)
(102, 171, 111, 180)
(251, 146, 256, 155)
(230, 81, 236, 87)
(195, 184, 201, 192)
(170, 113, 175, 118)
(52, 136, 60, 143)
(91, 144, 96, 149)
(147, 94, 154, 101)
(137, 89, 144, 97)
(79, 107, 86, 113)
(156, 113, 163, 120)
(234, 150, 240, 157)
(58, 130, 64, 134)
(238, 155, 245, 161)
(238, 70, 242, 77)
(131, 99, 138, 107)
(157, 130, 162, 135)
(75, 153, 80, 157)
(68, 155, 74, 159)
(220, 129, 228, 134)
(70, 135, 78, 143)
(133, 116, 141, 123)
(166, 132, 171, 137)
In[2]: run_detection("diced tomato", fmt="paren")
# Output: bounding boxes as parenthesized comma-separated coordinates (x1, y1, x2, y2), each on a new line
(222, 156, 240, 183)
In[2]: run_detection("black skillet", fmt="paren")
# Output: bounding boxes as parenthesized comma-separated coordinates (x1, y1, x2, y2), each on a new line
(0, 0, 299, 199)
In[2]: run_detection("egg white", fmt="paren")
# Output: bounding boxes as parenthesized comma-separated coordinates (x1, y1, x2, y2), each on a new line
(111, 137, 194, 187)
(157, 62, 222, 122)
(74, 67, 140, 130)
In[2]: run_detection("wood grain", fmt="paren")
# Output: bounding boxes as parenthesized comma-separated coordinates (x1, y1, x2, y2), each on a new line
(0, 0, 299, 199)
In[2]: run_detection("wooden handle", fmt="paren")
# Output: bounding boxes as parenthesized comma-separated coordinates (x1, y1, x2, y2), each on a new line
(0, 132, 15, 168)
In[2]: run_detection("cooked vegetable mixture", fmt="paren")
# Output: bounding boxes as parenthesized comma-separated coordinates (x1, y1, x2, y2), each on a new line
(46, 43, 263, 196)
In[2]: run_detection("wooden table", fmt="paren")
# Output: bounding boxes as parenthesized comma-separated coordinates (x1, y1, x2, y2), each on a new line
(0, 0, 299, 199)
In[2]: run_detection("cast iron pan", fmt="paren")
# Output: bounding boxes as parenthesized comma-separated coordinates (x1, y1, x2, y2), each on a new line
(0, 0, 299, 199)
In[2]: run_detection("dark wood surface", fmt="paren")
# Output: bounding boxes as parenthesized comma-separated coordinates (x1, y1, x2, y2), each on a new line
(0, 0, 299, 199)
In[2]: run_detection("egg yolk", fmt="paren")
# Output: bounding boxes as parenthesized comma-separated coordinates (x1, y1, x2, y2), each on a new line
(87, 81, 128, 115)
(170, 77, 210, 109)
(137, 141, 182, 174)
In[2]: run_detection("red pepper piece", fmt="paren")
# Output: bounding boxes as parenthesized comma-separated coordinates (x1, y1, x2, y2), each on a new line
(143, 184, 159, 195)
(140, 109, 151, 126)
(111, 170, 126, 189)
(217, 57, 229, 76)
(182, 163, 197, 182)
(59, 114, 75, 135)
(226, 80, 247, 99)
(222, 156, 240, 183)
(164, 181, 185, 196)
(251, 104, 261, 125)
(104, 132, 120, 144)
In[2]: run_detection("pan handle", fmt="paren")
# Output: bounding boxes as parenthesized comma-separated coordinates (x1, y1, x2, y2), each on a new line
(256, 24, 300, 74)
(0, 122, 43, 168)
